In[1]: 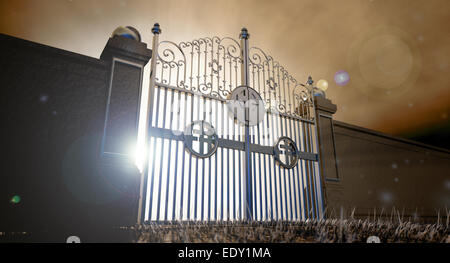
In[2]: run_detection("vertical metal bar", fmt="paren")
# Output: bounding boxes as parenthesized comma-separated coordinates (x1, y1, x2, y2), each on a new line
(277, 77, 288, 221)
(201, 96, 206, 221)
(251, 127, 257, 219)
(288, 116, 296, 221)
(288, 117, 294, 221)
(187, 98, 194, 220)
(260, 62, 269, 221)
(194, 95, 200, 220)
(216, 42, 223, 221)
(238, 130, 242, 220)
(208, 99, 212, 221)
(227, 53, 233, 221)
(179, 92, 188, 220)
(309, 121, 319, 219)
(281, 116, 289, 220)
(281, 79, 292, 221)
(256, 93, 264, 220)
(306, 127, 313, 219)
(270, 109, 279, 220)
(232, 123, 236, 220)
(257, 124, 264, 221)
(233, 56, 240, 221)
(294, 118, 304, 220)
(289, 116, 298, 220)
(194, 43, 201, 221)
(250, 60, 257, 220)
(240, 28, 252, 220)
(287, 102, 295, 221)
(221, 101, 224, 221)
(208, 38, 215, 221)
(293, 117, 301, 220)
(226, 101, 230, 221)
(172, 89, 181, 220)
(222, 42, 229, 221)
(186, 41, 196, 220)
(164, 87, 175, 221)
(275, 67, 285, 220)
(138, 23, 160, 223)
(161, 65, 173, 222)
(214, 99, 218, 220)
(275, 111, 283, 220)
(156, 85, 169, 221)
(266, 113, 274, 221)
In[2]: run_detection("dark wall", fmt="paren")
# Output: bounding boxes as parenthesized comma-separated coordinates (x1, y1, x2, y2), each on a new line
(0, 33, 147, 241)
(324, 120, 450, 220)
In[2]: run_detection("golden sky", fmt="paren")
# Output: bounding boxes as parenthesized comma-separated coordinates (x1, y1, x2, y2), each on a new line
(0, 0, 449, 136)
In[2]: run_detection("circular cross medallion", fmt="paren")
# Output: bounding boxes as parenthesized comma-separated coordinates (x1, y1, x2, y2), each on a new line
(226, 86, 265, 126)
(274, 137, 299, 169)
(184, 120, 218, 158)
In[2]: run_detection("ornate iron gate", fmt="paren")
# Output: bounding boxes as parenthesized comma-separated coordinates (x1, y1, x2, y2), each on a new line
(138, 24, 324, 222)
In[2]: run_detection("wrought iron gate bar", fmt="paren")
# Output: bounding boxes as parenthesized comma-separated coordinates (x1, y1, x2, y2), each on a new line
(147, 126, 318, 161)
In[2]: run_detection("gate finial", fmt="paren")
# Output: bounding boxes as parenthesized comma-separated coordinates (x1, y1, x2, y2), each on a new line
(239, 27, 249, 39)
(152, 23, 161, 35)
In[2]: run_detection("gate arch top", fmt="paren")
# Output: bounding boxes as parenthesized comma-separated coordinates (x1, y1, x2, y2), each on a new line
(151, 25, 316, 121)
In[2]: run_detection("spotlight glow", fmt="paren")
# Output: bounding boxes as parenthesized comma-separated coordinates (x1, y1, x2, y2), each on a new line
(130, 143, 145, 172)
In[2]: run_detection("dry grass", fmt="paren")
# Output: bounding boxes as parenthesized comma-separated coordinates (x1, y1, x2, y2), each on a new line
(132, 209, 450, 243)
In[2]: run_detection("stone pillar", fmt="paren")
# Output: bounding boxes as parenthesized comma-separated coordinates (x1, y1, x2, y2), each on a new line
(314, 95, 340, 212)
(100, 35, 151, 163)
(92, 34, 151, 231)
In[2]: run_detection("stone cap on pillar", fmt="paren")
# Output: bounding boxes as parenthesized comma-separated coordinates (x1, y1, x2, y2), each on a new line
(314, 95, 337, 115)
(100, 35, 152, 66)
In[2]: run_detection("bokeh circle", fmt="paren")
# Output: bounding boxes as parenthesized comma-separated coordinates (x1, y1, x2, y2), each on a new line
(334, 70, 350, 86)
(347, 26, 421, 98)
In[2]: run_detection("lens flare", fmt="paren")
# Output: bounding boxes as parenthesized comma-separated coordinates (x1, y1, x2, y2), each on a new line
(129, 143, 145, 172)
(39, 94, 49, 103)
(347, 26, 421, 98)
(334, 70, 350, 86)
(10, 195, 21, 204)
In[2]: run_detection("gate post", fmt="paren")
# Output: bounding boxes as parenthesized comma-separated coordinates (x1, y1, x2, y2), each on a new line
(137, 23, 160, 224)
(240, 28, 253, 220)
(99, 27, 152, 228)
(100, 27, 152, 161)
(313, 94, 338, 217)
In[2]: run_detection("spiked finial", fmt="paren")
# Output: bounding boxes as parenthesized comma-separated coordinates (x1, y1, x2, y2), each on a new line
(239, 27, 249, 39)
(152, 23, 161, 35)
